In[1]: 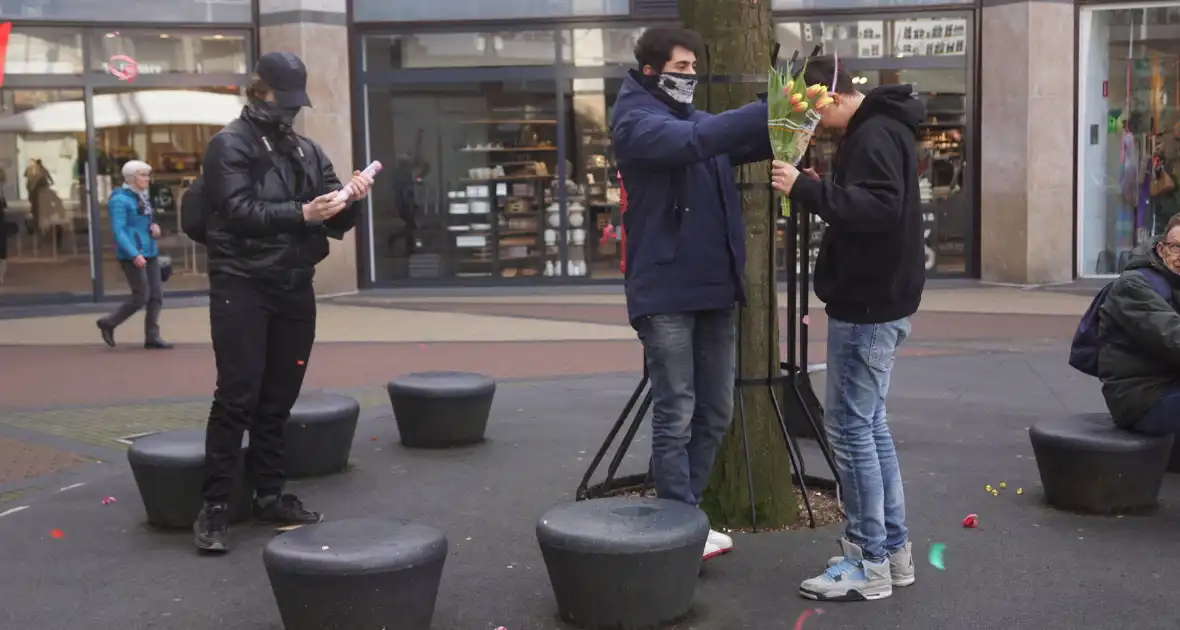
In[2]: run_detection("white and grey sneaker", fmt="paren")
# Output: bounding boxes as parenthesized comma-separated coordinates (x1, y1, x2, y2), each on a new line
(828, 540, 914, 587)
(703, 529, 733, 560)
(802, 538, 892, 601)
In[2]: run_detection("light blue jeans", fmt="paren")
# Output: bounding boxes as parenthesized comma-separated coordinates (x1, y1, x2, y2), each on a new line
(637, 308, 736, 506)
(825, 317, 910, 562)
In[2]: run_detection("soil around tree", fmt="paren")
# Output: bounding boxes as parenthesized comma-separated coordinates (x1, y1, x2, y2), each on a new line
(613, 482, 843, 533)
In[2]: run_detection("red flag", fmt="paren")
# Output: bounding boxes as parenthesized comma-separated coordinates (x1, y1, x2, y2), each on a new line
(0, 23, 12, 89)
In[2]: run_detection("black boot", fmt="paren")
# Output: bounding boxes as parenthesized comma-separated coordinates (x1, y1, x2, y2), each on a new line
(254, 493, 323, 526)
(96, 320, 115, 348)
(193, 502, 230, 553)
(144, 338, 173, 349)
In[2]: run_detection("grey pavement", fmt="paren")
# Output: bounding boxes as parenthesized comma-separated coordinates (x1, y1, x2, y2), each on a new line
(2, 346, 1176, 630)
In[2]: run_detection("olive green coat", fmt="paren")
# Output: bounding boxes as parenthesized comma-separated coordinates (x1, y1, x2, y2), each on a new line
(1097, 241, 1180, 427)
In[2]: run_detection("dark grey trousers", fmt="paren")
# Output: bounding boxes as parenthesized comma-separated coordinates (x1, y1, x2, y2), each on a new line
(101, 257, 162, 341)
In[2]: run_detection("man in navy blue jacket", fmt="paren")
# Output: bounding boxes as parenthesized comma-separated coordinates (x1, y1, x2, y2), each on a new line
(611, 27, 772, 561)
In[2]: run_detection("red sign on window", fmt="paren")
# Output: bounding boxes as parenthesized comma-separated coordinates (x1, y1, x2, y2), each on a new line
(1102, 80, 1108, 97)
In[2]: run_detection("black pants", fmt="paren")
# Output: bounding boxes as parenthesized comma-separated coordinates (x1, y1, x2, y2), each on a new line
(100, 257, 163, 340)
(201, 274, 316, 503)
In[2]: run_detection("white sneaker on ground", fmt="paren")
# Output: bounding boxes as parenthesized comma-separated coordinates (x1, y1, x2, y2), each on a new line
(702, 529, 733, 560)
(801, 538, 892, 601)
(827, 540, 914, 587)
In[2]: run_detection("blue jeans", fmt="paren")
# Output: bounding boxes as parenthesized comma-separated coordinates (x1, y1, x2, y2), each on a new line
(1135, 387, 1180, 436)
(637, 308, 736, 506)
(825, 317, 910, 562)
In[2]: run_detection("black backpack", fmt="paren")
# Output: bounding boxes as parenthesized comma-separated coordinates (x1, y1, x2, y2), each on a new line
(1068, 268, 1171, 377)
(181, 132, 319, 245)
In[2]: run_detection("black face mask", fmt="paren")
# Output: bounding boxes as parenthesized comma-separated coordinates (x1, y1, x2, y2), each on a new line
(246, 98, 301, 132)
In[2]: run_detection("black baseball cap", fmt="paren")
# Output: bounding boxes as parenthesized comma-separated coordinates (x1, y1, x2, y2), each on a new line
(255, 51, 312, 108)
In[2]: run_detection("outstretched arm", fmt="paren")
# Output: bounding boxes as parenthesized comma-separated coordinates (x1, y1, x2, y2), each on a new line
(613, 99, 769, 169)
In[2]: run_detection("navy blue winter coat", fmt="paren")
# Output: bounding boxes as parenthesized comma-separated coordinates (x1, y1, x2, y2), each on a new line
(611, 71, 772, 326)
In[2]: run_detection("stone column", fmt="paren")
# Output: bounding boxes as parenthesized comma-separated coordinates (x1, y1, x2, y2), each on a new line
(259, 0, 359, 296)
(979, 0, 1075, 284)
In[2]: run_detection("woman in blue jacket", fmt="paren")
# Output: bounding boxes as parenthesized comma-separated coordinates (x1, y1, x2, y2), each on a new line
(96, 160, 171, 349)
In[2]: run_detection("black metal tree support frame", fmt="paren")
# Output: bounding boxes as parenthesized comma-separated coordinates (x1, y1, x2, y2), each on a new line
(575, 46, 841, 530)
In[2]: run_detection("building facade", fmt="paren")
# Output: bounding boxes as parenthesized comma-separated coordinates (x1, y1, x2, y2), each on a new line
(0, 0, 1148, 303)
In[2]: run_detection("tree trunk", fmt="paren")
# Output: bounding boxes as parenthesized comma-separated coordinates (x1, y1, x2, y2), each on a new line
(681, 0, 801, 529)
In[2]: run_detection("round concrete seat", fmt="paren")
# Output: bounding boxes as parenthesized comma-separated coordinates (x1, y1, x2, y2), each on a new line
(387, 371, 495, 448)
(127, 429, 253, 529)
(536, 497, 708, 629)
(284, 392, 360, 478)
(263, 518, 448, 630)
(1029, 413, 1174, 513)
(1167, 438, 1180, 474)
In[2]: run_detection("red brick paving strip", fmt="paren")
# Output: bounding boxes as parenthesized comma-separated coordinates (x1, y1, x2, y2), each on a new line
(0, 341, 646, 410)
(380, 302, 1078, 343)
(0, 436, 91, 484)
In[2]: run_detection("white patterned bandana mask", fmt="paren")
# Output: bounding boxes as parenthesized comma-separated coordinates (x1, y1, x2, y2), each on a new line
(658, 72, 698, 104)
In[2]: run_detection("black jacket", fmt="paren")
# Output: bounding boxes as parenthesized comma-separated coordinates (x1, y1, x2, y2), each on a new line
(789, 85, 927, 324)
(1098, 242, 1180, 428)
(202, 111, 358, 288)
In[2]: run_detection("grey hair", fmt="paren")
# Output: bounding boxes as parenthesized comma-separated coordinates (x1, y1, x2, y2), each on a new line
(121, 160, 151, 182)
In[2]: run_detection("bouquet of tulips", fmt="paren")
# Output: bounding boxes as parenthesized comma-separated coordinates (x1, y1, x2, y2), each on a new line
(767, 51, 837, 216)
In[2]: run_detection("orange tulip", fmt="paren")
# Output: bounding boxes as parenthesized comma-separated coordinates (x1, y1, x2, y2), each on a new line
(814, 97, 835, 110)
(789, 93, 802, 105)
(793, 101, 809, 113)
(806, 84, 827, 98)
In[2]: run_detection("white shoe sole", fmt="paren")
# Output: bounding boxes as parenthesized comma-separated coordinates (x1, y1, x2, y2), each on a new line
(799, 583, 893, 602)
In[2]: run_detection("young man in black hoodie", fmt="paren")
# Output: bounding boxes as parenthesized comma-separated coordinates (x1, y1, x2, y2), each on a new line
(771, 56, 926, 602)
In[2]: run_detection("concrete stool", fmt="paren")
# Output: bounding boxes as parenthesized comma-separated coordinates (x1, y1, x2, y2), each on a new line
(536, 497, 708, 629)
(263, 518, 448, 630)
(127, 428, 253, 529)
(387, 371, 495, 448)
(1030, 413, 1173, 513)
(1167, 437, 1180, 474)
(284, 392, 360, 478)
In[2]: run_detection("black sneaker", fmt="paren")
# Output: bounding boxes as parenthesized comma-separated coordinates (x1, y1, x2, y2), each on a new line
(193, 502, 230, 553)
(254, 493, 323, 526)
(96, 320, 115, 348)
(144, 338, 174, 349)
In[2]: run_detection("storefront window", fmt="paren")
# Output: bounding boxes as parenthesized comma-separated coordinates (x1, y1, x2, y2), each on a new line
(775, 16, 967, 59)
(353, 0, 626, 23)
(1077, 7, 1180, 276)
(774, 0, 970, 10)
(6, 27, 83, 74)
(94, 88, 244, 295)
(0, 89, 91, 298)
(364, 33, 558, 71)
(90, 30, 249, 75)
(0, 0, 251, 23)
(561, 28, 645, 67)
(366, 81, 559, 281)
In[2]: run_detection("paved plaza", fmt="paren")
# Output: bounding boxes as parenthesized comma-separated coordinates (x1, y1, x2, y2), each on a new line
(0, 283, 1174, 630)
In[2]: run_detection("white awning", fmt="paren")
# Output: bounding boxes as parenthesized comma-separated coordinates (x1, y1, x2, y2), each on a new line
(0, 90, 245, 133)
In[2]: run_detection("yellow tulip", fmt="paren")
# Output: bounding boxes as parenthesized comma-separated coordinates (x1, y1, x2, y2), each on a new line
(789, 93, 802, 105)
(793, 101, 809, 113)
(806, 84, 827, 98)
(814, 97, 835, 110)
(785, 79, 794, 93)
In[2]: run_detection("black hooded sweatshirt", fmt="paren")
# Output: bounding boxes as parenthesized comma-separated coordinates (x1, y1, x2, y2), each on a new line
(789, 84, 927, 324)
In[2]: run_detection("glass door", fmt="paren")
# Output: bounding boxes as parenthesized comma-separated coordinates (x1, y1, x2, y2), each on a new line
(0, 89, 92, 300)
(91, 86, 245, 295)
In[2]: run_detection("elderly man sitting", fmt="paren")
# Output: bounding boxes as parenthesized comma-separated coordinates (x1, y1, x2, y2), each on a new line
(96, 159, 171, 350)
(1098, 213, 1180, 435)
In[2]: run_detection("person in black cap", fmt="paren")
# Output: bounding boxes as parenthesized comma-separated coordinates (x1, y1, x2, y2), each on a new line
(193, 51, 373, 553)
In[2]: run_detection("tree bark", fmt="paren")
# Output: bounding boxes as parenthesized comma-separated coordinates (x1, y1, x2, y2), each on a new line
(680, 0, 800, 529)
